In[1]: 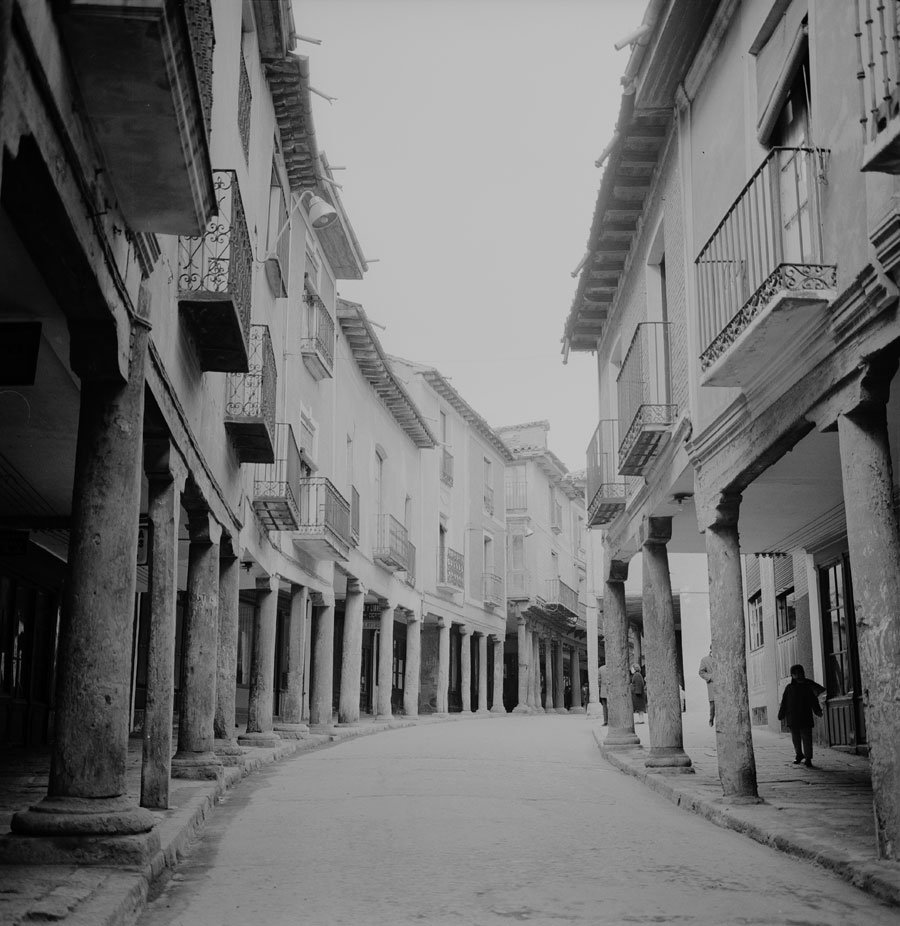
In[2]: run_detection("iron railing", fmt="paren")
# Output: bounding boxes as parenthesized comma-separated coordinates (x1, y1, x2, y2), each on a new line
(238, 54, 251, 161)
(586, 419, 627, 525)
(183, 0, 214, 136)
(482, 572, 503, 608)
(252, 424, 301, 531)
(505, 481, 527, 511)
(617, 322, 675, 472)
(440, 448, 454, 487)
(296, 477, 351, 552)
(483, 484, 495, 516)
(856, 1, 900, 162)
(300, 293, 335, 371)
(695, 147, 833, 372)
(404, 541, 416, 587)
(226, 324, 276, 427)
(543, 577, 579, 618)
(178, 169, 252, 343)
(374, 514, 409, 570)
(350, 485, 360, 546)
(438, 547, 465, 590)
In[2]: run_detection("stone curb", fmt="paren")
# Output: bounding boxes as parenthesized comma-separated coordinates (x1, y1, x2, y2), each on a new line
(593, 727, 900, 908)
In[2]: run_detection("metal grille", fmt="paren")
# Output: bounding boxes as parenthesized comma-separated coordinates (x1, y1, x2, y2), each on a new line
(439, 547, 465, 590)
(440, 448, 454, 487)
(856, 1, 900, 145)
(226, 324, 276, 426)
(183, 0, 214, 136)
(238, 54, 251, 161)
(404, 541, 416, 587)
(252, 423, 301, 532)
(586, 419, 627, 525)
(178, 169, 252, 343)
(296, 477, 351, 549)
(482, 572, 503, 608)
(374, 514, 409, 570)
(695, 147, 832, 371)
(300, 294, 335, 371)
(505, 481, 526, 511)
(544, 577, 579, 618)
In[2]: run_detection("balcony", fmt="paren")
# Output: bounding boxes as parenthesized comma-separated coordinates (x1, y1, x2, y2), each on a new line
(252, 424, 301, 532)
(696, 147, 836, 389)
(505, 481, 527, 512)
(483, 484, 495, 516)
(300, 293, 336, 381)
(482, 572, 504, 610)
(225, 325, 276, 463)
(436, 548, 465, 595)
(440, 448, 454, 487)
(506, 569, 531, 602)
(617, 322, 675, 476)
(61, 0, 215, 235)
(586, 419, 627, 527)
(179, 170, 252, 372)
(403, 541, 417, 588)
(292, 477, 351, 562)
(373, 514, 409, 572)
(540, 578, 580, 622)
(350, 486, 360, 547)
(856, 1, 900, 172)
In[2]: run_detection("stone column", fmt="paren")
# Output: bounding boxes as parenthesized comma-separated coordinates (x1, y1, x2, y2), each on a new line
(274, 584, 309, 736)
(491, 635, 506, 713)
(140, 440, 186, 810)
(630, 624, 643, 669)
(12, 323, 156, 841)
(376, 603, 395, 721)
(404, 613, 422, 717)
(437, 618, 450, 715)
(239, 575, 281, 748)
(301, 594, 312, 724)
(310, 592, 337, 733)
(171, 510, 224, 780)
(641, 518, 692, 771)
(702, 492, 758, 799)
(214, 544, 242, 757)
(513, 614, 530, 713)
(476, 632, 489, 714)
(834, 360, 900, 858)
(339, 579, 366, 726)
(586, 600, 602, 719)
(570, 646, 583, 711)
(603, 561, 640, 748)
(534, 632, 546, 712)
(544, 636, 555, 710)
(554, 636, 566, 713)
(459, 626, 473, 714)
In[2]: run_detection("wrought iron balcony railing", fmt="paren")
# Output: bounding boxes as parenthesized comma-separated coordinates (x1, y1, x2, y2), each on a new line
(506, 568, 531, 601)
(856, 1, 900, 172)
(441, 448, 454, 487)
(505, 481, 527, 512)
(300, 293, 336, 381)
(483, 484, 495, 516)
(184, 0, 214, 137)
(482, 572, 504, 609)
(293, 477, 351, 561)
(404, 541, 416, 587)
(178, 169, 252, 371)
(225, 324, 276, 463)
(252, 424, 301, 532)
(586, 419, 627, 527)
(541, 577, 579, 621)
(617, 322, 675, 475)
(350, 485, 360, 546)
(373, 514, 409, 572)
(437, 547, 465, 593)
(695, 147, 835, 384)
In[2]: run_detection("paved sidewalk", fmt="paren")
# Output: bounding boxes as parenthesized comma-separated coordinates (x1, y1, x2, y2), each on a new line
(0, 716, 450, 926)
(595, 710, 900, 907)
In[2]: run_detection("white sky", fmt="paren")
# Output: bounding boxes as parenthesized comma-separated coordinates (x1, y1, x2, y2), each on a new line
(295, 0, 640, 471)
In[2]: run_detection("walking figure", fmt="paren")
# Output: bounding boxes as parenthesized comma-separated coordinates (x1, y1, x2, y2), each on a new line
(699, 647, 716, 727)
(630, 665, 646, 725)
(777, 664, 825, 768)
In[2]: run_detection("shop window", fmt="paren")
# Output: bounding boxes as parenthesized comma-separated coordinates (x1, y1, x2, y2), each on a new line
(776, 588, 796, 636)
(748, 593, 764, 651)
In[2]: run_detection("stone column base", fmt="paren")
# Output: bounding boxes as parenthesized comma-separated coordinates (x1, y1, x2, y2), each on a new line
(309, 723, 338, 735)
(586, 703, 603, 718)
(457, 710, 473, 717)
(645, 747, 694, 772)
(568, 707, 583, 714)
(0, 827, 161, 867)
(512, 704, 530, 714)
(10, 795, 156, 838)
(554, 707, 568, 715)
(490, 705, 507, 714)
(273, 722, 309, 739)
(238, 731, 281, 748)
(475, 708, 490, 715)
(214, 739, 246, 766)
(375, 714, 394, 723)
(603, 728, 641, 748)
(171, 752, 225, 780)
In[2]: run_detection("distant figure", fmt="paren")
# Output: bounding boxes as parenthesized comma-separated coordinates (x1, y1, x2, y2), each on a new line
(598, 663, 609, 725)
(777, 664, 825, 768)
(630, 665, 646, 724)
(581, 681, 589, 713)
(699, 648, 716, 727)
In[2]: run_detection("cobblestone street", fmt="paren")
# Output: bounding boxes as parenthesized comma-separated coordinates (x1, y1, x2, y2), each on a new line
(137, 716, 897, 926)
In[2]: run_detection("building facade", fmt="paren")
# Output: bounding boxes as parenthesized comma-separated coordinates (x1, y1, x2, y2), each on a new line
(565, 0, 900, 856)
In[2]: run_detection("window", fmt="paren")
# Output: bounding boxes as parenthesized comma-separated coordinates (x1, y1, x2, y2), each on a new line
(483, 535, 494, 575)
(264, 165, 289, 296)
(438, 522, 447, 581)
(404, 495, 412, 532)
(374, 450, 385, 517)
(439, 410, 449, 445)
(748, 593, 764, 651)
(509, 534, 524, 571)
(346, 435, 353, 486)
(483, 457, 494, 514)
(776, 588, 796, 637)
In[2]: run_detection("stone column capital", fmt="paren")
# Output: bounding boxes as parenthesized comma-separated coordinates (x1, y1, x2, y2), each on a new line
(808, 354, 898, 432)
(379, 600, 396, 616)
(312, 589, 336, 608)
(219, 534, 238, 562)
(605, 558, 630, 584)
(186, 509, 222, 546)
(143, 438, 188, 490)
(695, 490, 742, 533)
(347, 578, 367, 596)
(256, 574, 280, 594)
(516, 614, 527, 628)
(459, 625, 471, 637)
(639, 516, 672, 547)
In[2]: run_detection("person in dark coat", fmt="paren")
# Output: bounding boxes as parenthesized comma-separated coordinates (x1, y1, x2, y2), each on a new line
(777, 664, 825, 768)
(630, 665, 646, 724)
